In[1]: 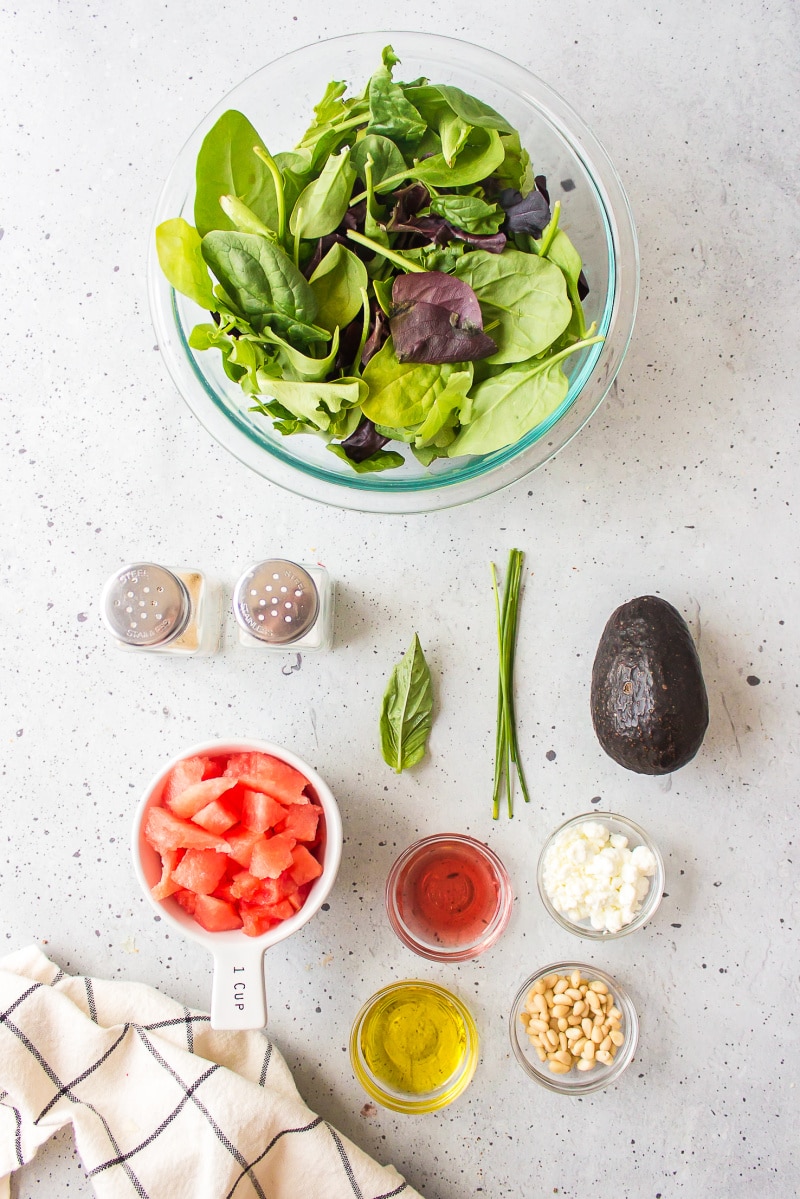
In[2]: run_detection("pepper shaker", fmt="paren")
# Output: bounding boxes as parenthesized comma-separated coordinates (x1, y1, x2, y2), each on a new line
(232, 559, 334, 652)
(101, 562, 221, 655)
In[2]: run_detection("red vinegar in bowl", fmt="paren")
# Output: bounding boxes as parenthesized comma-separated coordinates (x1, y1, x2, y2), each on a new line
(385, 834, 513, 961)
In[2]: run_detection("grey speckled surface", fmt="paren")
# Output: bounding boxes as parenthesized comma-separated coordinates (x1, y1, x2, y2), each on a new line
(1, 2, 798, 1197)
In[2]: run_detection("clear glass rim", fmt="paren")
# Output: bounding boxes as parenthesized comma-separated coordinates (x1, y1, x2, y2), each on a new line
(349, 979, 479, 1113)
(536, 811, 665, 940)
(147, 30, 639, 514)
(509, 961, 638, 1094)
(384, 833, 513, 961)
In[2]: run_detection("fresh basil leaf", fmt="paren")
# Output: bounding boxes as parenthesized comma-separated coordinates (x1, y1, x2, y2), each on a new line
(156, 218, 216, 309)
(327, 443, 405, 473)
(290, 148, 356, 239)
(447, 357, 570, 456)
(308, 243, 369, 333)
(350, 134, 406, 187)
(361, 338, 463, 427)
(427, 195, 505, 234)
(454, 248, 572, 363)
(380, 634, 434, 773)
(194, 110, 278, 237)
(201, 231, 319, 332)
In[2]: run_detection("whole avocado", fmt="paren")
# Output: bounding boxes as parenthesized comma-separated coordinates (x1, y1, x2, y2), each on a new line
(590, 595, 709, 775)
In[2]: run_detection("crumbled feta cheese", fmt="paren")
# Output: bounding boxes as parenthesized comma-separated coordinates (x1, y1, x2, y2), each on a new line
(542, 821, 657, 933)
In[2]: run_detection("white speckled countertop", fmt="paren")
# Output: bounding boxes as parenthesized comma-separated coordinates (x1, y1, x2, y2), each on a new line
(1, 2, 798, 1196)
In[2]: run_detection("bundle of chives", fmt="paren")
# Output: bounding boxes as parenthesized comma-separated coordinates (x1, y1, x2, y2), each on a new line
(491, 549, 531, 819)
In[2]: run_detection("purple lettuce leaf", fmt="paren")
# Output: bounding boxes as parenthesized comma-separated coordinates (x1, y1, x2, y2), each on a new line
(498, 179, 551, 238)
(340, 417, 390, 463)
(389, 210, 506, 254)
(362, 303, 389, 365)
(390, 271, 496, 364)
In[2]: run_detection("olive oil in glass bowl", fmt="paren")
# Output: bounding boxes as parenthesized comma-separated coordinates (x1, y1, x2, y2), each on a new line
(148, 31, 638, 513)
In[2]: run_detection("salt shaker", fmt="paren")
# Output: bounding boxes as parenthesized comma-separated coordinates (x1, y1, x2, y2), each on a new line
(101, 562, 220, 655)
(232, 559, 334, 652)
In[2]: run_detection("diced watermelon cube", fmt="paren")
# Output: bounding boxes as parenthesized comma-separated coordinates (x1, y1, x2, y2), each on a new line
(193, 894, 243, 932)
(167, 776, 238, 820)
(241, 789, 286, 833)
(192, 797, 241, 835)
(229, 871, 263, 901)
(289, 844, 323, 887)
(279, 803, 321, 843)
(286, 887, 306, 912)
(151, 849, 183, 901)
(239, 903, 278, 938)
(162, 756, 207, 807)
(249, 832, 297, 880)
(171, 848, 229, 895)
(174, 888, 197, 916)
(224, 752, 309, 805)
(254, 871, 298, 905)
(145, 806, 231, 854)
(224, 825, 263, 869)
(260, 899, 295, 922)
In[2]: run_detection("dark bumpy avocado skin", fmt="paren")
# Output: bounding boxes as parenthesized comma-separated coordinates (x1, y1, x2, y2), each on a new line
(591, 595, 709, 775)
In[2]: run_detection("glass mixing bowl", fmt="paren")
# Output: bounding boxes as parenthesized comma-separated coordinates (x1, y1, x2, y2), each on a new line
(148, 31, 638, 513)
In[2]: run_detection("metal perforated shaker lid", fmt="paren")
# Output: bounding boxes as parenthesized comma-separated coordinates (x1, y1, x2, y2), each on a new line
(233, 560, 319, 644)
(101, 563, 190, 647)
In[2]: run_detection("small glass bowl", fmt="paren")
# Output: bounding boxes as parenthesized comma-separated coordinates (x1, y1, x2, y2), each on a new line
(537, 812, 664, 939)
(385, 834, 513, 962)
(510, 962, 638, 1094)
(350, 980, 479, 1114)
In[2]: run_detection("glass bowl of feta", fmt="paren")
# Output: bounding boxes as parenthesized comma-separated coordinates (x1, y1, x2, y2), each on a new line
(536, 812, 664, 939)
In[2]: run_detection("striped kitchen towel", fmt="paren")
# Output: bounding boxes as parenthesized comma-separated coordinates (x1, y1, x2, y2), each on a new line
(0, 946, 421, 1199)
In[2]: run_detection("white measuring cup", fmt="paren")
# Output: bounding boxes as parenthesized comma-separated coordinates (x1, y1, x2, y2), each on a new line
(132, 738, 343, 1030)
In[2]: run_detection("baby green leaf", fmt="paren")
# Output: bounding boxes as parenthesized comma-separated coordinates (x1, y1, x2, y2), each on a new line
(156, 218, 216, 309)
(194, 110, 278, 237)
(447, 357, 570, 456)
(289, 148, 356, 238)
(350, 135, 406, 187)
(259, 326, 340, 382)
(327, 444, 405, 473)
(401, 127, 504, 189)
(413, 369, 473, 448)
(380, 634, 434, 773)
(201, 230, 319, 329)
(361, 339, 463, 427)
(220, 195, 277, 239)
(252, 376, 367, 434)
(366, 54, 426, 146)
(454, 248, 572, 363)
(427, 194, 505, 234)
(434, 84, 514, 133)
(309, 243, 369, 333)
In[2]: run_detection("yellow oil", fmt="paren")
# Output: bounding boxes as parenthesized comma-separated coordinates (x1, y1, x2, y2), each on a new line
(360, 982, 467, 1095)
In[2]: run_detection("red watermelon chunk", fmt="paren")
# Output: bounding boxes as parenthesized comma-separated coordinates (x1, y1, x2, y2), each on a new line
(224, 826, 263, 869)
(193, 894, 243, 932)
(151, 849, 183, 901)
(167, 776, 238, 820)
(174, 888, 198, 916)
(279, 803, 320, 843)
(162, 756, 207, 806)
(289, 844, 323, 887)
(254, 871, 298, 905)
(171, 848, 229, 895)
(241, 790, 286, 833)
(224, 752, 309, 805)
(192, 797, 241, 836)
(239, 903, 278, 938)
(229, 870, 263, 901)
(250, 832, 297, 880)
(145, 806, 231, 854)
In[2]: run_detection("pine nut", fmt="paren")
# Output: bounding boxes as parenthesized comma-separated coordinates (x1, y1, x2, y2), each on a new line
(576, 1057, 595, 1072)
(596, 1050, 613, 1065)
(567, 1014, 582, 1027)
(607, 1007, 622, 1021)
(544, 988, 555, 1005)
(600, 1035, 612, 1053)
(565, 988, 582, 1003)
(535, 1046, 547, 1062)
(532, 979, 546, 995)
(565, 1027, 582, 1041)
(533, 993, 547, 1015)
(610, 1030, 625, 1047)
(557, 1017, 568, 1032)
(593, 1012, 605, 1026)
(542, 974, 559, 990)
(582, 1041, 596, 1061)
(546, 1030, 558, 1048)
(589, 980, 608, 994)
(530, 1018, 548, 1033)
(570, 970, 581, 989)
(590, 1026, 603, 1044)
(549, 1060, 570, 1074)
(555, 1049, 572, 1065)
(581, 1017, 594, 1038)
(573, 1000, 586, 1016)
(572, 1037, 587, 1056)
(552, 1004, 570, 1020)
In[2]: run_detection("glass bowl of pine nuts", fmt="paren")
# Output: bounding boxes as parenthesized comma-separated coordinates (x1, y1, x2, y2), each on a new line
(510, 962, 638, 1093)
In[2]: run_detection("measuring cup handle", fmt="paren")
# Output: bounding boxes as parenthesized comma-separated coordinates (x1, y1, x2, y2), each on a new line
(210, 944, 267, 1030)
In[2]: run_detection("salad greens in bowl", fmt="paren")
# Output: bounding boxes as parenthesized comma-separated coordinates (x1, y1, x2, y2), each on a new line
(148, 32, 638, 513)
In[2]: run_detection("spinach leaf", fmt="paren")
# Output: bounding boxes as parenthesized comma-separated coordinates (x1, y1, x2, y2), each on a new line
(200, 231, 323, 342)
(380, 634, 434, 773)
(350, 135, 406, 187)
(434, 84, 514, 134)
(427, 195, 504, 235)
(366, 48, 426, 146)
(544, 227, 587, 339)
(327, 443, 405, 472)
(361, 338, 462, 427)
(454, 248, 572, 363)
(156, 218, 216, 309)
(290, 148, 356, 239)
(404, 127, 504, 189)
(194, 110, 278, 237)
(309, 243, 368, 333)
